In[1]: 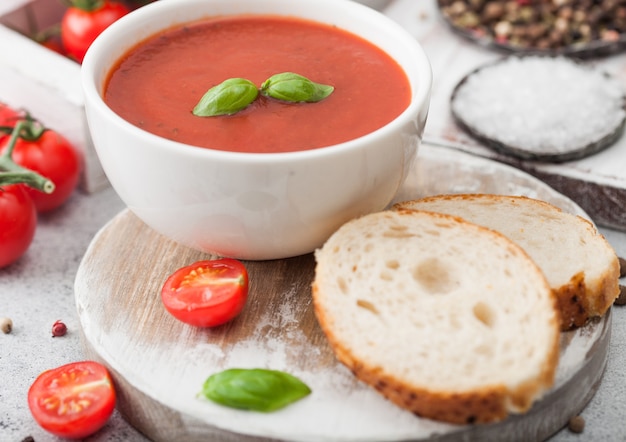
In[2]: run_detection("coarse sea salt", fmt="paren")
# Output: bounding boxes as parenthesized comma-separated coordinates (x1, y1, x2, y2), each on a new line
(451, 56, 626, 157)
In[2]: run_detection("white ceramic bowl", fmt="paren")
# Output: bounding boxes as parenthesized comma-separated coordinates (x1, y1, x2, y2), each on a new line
(81, 0, 432, 260)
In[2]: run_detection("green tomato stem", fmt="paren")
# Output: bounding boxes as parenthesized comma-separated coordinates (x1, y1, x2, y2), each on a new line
(0, 121, 55, 194)
(0, 171, 54, 193)
(63, 0, 105, 12)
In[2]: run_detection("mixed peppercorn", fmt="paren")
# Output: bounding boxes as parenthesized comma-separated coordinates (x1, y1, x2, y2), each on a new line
(438, 0, 626, 53)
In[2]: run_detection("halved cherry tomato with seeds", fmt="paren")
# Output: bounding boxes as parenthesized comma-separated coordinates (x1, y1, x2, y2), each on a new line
(161, 259, 249, 327)
(27, 360, 116, 439)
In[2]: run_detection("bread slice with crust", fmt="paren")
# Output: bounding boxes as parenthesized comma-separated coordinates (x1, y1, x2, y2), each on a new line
(313, 209, 560, 424)
(394, 194, 620, 330)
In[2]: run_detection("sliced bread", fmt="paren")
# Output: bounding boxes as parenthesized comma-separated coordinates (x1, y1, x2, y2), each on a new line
(312, 209, 560, 424)
(394, 194, 620, 330)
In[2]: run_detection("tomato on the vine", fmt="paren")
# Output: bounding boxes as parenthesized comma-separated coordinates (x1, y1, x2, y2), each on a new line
(161, 259, 250, 327)
(0, 102, 23, 128)
(28, 361, 116, 439)
(0, 120, 82, 212)
(61, 0, 130, 63)
(0, 184, 37, 268)
(39, 34, 66, 56)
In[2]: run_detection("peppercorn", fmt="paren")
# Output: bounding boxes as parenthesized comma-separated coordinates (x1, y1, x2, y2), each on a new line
(568, 415, 585, 433)
(437, 0, 626, 52)
(558, 6, 574, 20)
(1, 317, 12, 334)
(482, 2, 505, 21)
(527, 22, 548, 40)
(51, 320, 67, 337)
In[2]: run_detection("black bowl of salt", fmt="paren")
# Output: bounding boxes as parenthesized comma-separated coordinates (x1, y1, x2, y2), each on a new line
(450, 55, 626, 163)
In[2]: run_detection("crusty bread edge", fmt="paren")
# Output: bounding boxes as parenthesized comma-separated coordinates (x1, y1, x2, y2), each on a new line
(393, 194, 621, 330)
(552, 216, 620, 329)
(312, 209, 561, 425)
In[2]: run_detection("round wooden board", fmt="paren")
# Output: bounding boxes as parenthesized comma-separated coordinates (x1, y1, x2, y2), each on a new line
(75, 145, 611, 442)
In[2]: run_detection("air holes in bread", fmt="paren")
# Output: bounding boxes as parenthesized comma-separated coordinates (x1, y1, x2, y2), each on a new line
(386, 259, 400, 270)
(473, 302, 495, 328)
(413, 257, 454, 294)
(380, 271, 393, 281)
(337, 276, 348, 294)
(383, 224, 412, 239)
(357, 299, 380, 315)
(475, 343, 493, 357)
(381, 260, 400, 281)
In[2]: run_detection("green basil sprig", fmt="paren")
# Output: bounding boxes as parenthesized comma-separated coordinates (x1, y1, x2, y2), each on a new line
(200, 368, 311, 412)
(192, 78, 259, 117)
(193, 73, 334, 117)
(260, 72, 334, 103)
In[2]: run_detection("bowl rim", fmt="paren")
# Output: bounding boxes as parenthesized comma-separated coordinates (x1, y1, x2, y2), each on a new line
(81, 0, 433, 163)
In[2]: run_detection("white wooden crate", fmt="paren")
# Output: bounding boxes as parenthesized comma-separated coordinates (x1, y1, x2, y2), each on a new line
(0, 0, 109, 193)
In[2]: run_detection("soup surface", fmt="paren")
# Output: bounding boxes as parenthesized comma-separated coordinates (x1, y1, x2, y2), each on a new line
(104, 15, 411, 153)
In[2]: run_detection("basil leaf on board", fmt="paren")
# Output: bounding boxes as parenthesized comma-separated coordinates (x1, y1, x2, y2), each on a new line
(260, 72, 334, 103)
(193, 78, 259, 117)
(201, 368, 311, 412)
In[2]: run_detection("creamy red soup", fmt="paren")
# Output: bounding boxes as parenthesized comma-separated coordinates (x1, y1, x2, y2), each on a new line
(104, 15, 411, 153)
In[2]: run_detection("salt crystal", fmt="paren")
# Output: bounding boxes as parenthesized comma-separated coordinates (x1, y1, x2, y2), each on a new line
(451, 56, 626, 157)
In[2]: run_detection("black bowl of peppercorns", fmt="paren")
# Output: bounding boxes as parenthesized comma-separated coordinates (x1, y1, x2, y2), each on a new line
(438, 0, 626, 58)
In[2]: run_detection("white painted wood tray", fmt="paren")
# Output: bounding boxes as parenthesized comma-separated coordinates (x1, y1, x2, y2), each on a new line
(74, 145, 611, 442)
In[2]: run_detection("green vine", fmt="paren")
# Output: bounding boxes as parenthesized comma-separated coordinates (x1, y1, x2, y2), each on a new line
(0, 121, 55, 194)
(61, 0, 105, 12)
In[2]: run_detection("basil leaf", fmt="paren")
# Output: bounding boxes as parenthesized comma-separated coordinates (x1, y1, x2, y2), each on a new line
(260, 72, 334, 103)
(193, 78, 259, 117)
(201, 368, 311, 412)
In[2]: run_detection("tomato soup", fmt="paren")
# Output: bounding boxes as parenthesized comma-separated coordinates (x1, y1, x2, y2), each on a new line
(104, 15, 411, 153)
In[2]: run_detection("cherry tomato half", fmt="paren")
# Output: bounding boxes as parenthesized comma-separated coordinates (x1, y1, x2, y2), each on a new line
(1, 128, 82, 212)
(27, 361, 116, 439)
(0, 184, 37, 268)
(161, 259, 249, 327)
(61, 0, 130, 63)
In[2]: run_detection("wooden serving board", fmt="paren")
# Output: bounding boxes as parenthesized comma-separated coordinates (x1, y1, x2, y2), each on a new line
(75, 145, 611, 442)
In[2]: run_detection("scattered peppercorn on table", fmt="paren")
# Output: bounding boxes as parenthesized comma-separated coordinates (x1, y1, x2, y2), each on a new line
(3, 0, 626, 440)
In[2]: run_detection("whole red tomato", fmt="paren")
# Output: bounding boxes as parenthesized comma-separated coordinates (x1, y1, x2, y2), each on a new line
(0, 102, 23, 128)
(1, 121, 82, 213)
(61, 0, 130, 63)
(39, 34, 66, 56)
(0, 184, 37, 268)
(28, 360, 116, 439)
(161, 259, 249, 327)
